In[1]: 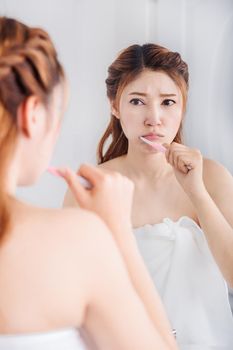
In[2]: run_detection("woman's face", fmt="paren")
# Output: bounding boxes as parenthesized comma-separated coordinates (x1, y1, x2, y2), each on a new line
(113, 69, 183, 153)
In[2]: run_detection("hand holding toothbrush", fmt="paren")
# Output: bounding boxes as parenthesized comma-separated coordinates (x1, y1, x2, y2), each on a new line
(48, 164, 134, 238)
(140, 136, 206, 197)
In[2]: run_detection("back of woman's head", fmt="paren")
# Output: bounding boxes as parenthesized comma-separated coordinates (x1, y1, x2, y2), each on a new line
(98, 43, 189, 164)
(0, 16, 64, 241)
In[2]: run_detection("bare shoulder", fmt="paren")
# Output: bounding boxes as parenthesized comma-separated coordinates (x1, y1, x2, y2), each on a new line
(98, 156, 125, 172)
(48, 208, 131, 298)
(63, 157, 126, 207)
(51, 208, 120, 263)
(37, 206, 110, 244)
(21, 206, 118, 290)
(9, 205, 118, 327)
(16, 204, 111, 252)
(203, 158, 233, 197)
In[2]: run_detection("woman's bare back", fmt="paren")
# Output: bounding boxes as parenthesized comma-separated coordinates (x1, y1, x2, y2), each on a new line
(0, 201, 100, 333)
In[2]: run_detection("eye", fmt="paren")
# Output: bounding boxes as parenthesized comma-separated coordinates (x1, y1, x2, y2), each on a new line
(129, 98, 144, 106)
(162, 99, 176, 106)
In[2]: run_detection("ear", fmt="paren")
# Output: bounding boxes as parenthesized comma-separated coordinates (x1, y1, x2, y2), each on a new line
(17, 96, 45, 138)
(110, 100, 120, 120)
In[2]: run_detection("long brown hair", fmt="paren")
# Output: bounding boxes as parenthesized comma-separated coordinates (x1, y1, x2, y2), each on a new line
(97, 43, 189, 164)
(0, 17, 64, 241)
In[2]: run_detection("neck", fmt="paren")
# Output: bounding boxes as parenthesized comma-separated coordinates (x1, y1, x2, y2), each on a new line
(124, 144, 172, 183)
(4, 162, 18, 196)
(4, 149, 21, 196)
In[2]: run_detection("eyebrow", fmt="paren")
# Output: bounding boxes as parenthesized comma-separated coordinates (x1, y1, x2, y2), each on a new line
(129, 92, 177, 97)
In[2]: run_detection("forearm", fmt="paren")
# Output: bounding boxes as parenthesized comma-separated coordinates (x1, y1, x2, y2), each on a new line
(113, 226, 178, 350)
(189, 188, 233, 287)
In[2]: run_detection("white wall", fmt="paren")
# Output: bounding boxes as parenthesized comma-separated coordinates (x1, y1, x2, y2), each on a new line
(183, 0, 233, 169)
(0, 0, 232, 208)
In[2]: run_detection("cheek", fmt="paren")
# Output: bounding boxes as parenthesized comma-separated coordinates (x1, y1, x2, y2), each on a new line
(120, 115, 141, 139)
(170, 115, 182, 129)
(165, 108, 182, 130)
(119, 105, 143, 137)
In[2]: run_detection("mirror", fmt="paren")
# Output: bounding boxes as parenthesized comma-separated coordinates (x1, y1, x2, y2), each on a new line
(1, 0, 232, 315)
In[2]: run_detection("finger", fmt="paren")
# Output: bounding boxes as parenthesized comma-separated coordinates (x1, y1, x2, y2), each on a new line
(177, 156, 193, 174)
(58, 167, 88, 205)
(177, 158, 189, 174)
(168, 147, 175, 167)
(166, 143, 190, 166)
(186, 164, 193, 171)
(172, 151, 189, 169)
(170, 149, 179, 169)
(77, 163, 106, 187)
(165, 143, 181, 165)
(163, 143, 171, 163)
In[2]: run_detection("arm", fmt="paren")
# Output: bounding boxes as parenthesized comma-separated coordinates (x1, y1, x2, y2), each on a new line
(59, 165, 177, 349)
(189, 159, 233, 287)
(107, 223, 177, 349)
(165, 143, 233, 287)
(83, 215, 177, 350)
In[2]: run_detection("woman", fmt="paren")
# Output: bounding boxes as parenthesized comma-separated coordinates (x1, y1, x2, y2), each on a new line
(64, 43, 233, 349)
(0, 19, 178, 350)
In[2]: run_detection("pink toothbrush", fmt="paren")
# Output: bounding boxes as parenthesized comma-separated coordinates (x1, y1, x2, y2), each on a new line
(140, 137, 192, 171)
(140, 136, 167, 153)
(47, 167, 92, 189)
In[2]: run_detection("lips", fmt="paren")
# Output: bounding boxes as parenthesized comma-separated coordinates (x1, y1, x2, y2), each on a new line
(142, 133, 164, 141)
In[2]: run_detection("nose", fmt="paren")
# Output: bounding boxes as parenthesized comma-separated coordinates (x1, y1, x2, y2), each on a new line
(144, 104, 162, 127)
